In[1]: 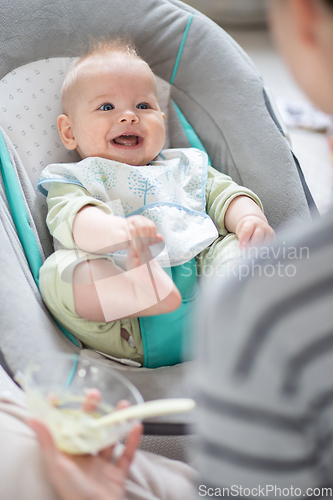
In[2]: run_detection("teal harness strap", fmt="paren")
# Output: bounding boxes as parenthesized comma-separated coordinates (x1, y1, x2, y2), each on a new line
(139, 258, 199, 368)
(0, 131, 80, 348)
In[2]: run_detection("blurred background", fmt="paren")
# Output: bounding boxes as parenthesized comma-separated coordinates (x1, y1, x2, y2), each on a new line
(183, 0, 333, 214)
(183, 0, 267, 26)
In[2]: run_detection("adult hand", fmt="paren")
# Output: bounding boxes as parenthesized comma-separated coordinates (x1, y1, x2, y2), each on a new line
(29, 418, 143, 500)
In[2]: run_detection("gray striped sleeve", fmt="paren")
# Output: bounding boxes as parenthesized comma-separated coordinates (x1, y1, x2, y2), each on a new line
(194, 209, 333, 498)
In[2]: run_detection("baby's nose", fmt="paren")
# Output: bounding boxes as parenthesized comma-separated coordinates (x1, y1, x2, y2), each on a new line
(119, 110, 139, 123)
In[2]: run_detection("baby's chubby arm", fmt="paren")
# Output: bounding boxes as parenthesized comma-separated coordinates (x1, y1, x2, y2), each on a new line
(72, 205, 161, 254)
(224, 196, 275, 249)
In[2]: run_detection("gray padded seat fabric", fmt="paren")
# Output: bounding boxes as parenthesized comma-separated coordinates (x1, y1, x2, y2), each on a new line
(0, 130, 78, 371)
(0, 0, 313, 411)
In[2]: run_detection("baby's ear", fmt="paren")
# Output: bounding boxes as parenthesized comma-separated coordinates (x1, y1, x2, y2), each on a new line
(57, 114, 78, 151)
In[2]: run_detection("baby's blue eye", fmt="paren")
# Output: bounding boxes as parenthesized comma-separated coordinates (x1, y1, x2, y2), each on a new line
(99, 103, 114, 111)
(136, 103, 149, 110)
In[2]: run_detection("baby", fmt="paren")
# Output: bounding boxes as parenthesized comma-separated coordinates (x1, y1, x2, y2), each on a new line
(38, 38, 274, 367)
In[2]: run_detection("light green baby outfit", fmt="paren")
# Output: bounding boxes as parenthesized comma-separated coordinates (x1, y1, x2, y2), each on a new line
(38, 148, 262, 366)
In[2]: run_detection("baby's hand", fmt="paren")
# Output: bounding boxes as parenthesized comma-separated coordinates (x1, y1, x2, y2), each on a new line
(235, 215, 275, 249)
(126, 215, 163, 268)
(126, 215, 162, 245)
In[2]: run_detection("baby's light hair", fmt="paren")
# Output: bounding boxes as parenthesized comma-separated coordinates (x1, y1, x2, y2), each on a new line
(61, 37, 143, 115)
(79, 36, 140, 63)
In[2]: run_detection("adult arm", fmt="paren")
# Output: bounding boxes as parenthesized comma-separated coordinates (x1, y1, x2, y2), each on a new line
(194, 209, 333, 496)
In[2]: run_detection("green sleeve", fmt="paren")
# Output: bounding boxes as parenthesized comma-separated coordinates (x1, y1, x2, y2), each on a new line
(205, 166, 264, 236)
(46, 183, 112, 249)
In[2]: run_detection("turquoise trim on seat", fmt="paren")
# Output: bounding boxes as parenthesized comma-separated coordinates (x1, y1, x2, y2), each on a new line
(0, 131, 80, 348)
(170, 14, 194, 84)
(0, 131, 42, 286)
(172, 101, 212, 166)
(55, 320, 81, 348)
(169, 13, 212, 166)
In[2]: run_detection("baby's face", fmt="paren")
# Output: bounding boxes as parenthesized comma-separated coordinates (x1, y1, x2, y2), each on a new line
(60, 54, 165, 166)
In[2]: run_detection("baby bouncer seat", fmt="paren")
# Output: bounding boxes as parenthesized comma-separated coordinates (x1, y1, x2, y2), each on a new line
(0, 0, 316, 458)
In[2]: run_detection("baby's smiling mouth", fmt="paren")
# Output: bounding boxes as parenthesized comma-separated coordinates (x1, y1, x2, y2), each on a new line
(112, 135, 141, 147)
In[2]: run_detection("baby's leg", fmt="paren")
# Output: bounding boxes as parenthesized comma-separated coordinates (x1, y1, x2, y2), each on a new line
(39, 250, 144, 364)
(73, 245, 181, 323)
